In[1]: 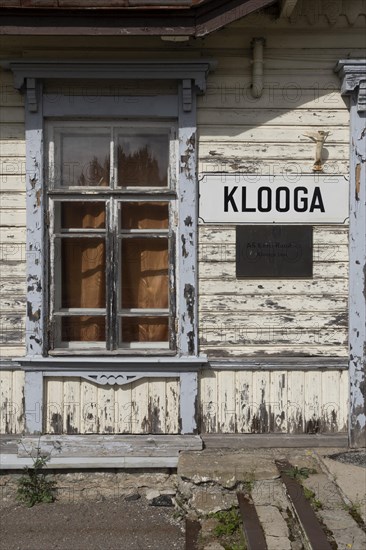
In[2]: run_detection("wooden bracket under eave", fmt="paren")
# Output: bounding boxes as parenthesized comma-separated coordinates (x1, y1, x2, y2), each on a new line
(24, 77, 38, 112)
(182, 79, 192, 112)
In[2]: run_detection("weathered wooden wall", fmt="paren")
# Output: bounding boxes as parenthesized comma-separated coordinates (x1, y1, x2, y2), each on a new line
(0, 370, 25, 434)
(198, 226, 348, 356)
(0, 368, 349, 435)
(44, 377, 180, 435)
(199, 369, 348, 434)
(0, 68, 26, 359)
(1, 1, 365, 434)
(195, 7, 365, 357)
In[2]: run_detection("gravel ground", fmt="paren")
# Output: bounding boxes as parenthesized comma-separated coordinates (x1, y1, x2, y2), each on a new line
(0, 498, 185, 550)
(327, 450, 366, 468)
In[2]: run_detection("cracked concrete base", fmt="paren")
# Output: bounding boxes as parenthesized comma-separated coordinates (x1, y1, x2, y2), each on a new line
(191, 488, 237, 515)
(178, 449, 279, 488)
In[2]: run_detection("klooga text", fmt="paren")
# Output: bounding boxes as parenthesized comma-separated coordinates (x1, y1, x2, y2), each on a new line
(224, 186, 325, 213)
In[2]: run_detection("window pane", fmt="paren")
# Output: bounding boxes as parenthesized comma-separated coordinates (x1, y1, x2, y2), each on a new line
(61, 238, 106, 308)
(117, 135, 168, 187)
(60, 133, 110, 187)
(61, 202, 106, 229)
(121, 238, 168, 309)
(121, 317, 169, 343)
(62, 316, 105, 342)
(120, 202, 169, 230)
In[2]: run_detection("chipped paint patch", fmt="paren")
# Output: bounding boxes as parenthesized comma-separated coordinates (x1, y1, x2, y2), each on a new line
(50, 412, 63, 434)
(26, 302, 40, 322)
(181, 234, 188, 258)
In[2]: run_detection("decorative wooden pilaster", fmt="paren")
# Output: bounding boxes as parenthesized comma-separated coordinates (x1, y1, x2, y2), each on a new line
(24, 80, 45, 356)
(335, 60, 366, 448)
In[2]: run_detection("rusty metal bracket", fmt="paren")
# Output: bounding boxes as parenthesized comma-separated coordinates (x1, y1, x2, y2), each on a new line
(275, 459, 333, 550)
(185, 517, 201, 550)
(237, 491, 267, 550)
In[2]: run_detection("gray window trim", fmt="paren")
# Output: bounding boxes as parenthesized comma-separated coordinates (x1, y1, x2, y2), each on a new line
(10, 61, 212, 97)
(43, 94, 179, 118)
(9, 60, 214, 362)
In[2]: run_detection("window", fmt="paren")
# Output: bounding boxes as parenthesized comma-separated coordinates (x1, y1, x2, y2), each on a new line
(47, 122, 177, 353)
(10, 60, 213, 358)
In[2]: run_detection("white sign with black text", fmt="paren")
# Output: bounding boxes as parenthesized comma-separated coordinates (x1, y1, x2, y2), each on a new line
(199, 174, 349, 224)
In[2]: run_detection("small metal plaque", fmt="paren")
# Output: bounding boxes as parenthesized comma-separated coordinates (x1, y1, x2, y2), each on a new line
(236, 225, 313, 278)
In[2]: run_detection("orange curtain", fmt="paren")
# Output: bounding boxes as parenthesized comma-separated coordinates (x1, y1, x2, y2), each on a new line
(121, 203, 169, 343)
(60, 201, 169, 344)
(61, 203, 106, 342)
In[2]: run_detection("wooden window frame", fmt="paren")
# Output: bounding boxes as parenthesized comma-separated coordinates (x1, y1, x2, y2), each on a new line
(47, 120, 178, 354)
(8, 60, 214, 360)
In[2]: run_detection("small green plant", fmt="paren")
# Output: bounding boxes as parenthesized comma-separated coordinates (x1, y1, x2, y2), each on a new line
(344, 503, 365, 529)
(16, 442, 56, 507)
(200, 508, 246, 550)
(242, 471, 255, 495)
(213, 508, 241, 537)
(284, 466, 317, 481)
(303, 487, 323, 510)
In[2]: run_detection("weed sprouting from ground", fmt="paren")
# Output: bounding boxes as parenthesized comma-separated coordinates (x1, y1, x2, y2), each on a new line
(206, 508, 246, 550)
(284, 466, 317, 481)
(213, 509, 241, 537)
(303, 487, 323, 510)
(344, 503, 366, 532)
(16, 441, 56, 507)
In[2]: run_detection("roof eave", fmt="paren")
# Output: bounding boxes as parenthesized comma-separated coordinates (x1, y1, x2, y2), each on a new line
(0, 0, 278, 37)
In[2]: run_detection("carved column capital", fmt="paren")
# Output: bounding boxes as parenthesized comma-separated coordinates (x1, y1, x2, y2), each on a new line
(335, 59, 366, 112)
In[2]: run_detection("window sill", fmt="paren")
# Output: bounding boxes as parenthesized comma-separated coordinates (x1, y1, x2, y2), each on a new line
(13, 355, 208, 371)
(48, 349, 175, 356)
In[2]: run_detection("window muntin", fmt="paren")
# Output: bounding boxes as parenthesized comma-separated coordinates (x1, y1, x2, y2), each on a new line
(47, 122, 176, 352)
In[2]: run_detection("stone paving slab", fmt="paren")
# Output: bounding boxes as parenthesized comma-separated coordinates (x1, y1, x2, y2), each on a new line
(318, 509, 366, 550)
(265, 535, 292, 550)
(251, 479, 290, 509)
(255, 505, 290, 538)
(303, 472, 345, 509)
(318, 455, 366, 522)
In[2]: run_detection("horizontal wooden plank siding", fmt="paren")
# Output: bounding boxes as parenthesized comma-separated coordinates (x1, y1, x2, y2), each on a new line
(0, 370, 25, 434)
(199, 226, 348, 356)
(197, 26, 351, 359)
(44, 377, 180, 435)
(0, 68, 26, 358)
(199, 369, 348, 434)
(195, 7, 352, 386)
